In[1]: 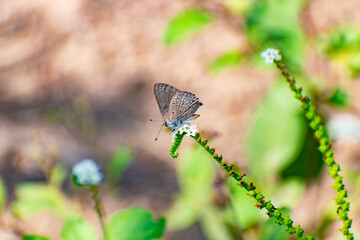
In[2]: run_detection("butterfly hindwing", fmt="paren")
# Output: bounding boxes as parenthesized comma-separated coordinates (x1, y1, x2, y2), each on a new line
(169, 91, 202, 123)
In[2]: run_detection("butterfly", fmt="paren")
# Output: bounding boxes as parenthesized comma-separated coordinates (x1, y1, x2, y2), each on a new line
(154, 83, 202, 130)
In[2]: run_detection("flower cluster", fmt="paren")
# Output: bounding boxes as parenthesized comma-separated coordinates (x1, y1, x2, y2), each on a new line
(72, 158, 103, 187)
(172, 123, 198, 142)
(261, 48, 281, 63)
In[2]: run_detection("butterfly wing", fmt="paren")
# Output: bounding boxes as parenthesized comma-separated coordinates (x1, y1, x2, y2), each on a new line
(154, 83, 178, 124)
(169, 90, 202, 123)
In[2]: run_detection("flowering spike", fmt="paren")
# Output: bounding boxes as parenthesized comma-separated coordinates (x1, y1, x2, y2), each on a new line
(271, 48, 354, 239)
(261, 48, 281, 63)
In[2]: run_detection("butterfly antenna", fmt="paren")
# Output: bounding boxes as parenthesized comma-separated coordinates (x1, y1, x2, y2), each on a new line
(154, 123, 164, 141)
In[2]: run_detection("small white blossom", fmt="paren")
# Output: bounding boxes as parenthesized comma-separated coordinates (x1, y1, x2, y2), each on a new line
(327, 113, 360, 143)
(261, 48, 281, 63)
(172, 123, 198, 142)
(72, 158, 103, 186)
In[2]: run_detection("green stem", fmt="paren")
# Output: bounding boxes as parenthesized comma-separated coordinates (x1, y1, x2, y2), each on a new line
(274, 60, 354, 240)
(170, 132, 315, 240)
(91, 186, 108, 240)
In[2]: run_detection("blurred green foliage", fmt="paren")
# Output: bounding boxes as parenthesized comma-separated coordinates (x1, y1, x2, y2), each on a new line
(328, 88, 350, 107)
(281, 127, 323, 180)
(0, 176, 6, 213)
(246, 80, 307, 182)
(320, 26, 360, 76)
(200, 207, 233, 240)
(23, 236, 52, 240)
(12, 183, 73, 219)
(61, 218, 98, 240)
(225, 179, 264, 229)
(209, 51, 243, 73)
(166, 146, 216, 229)
(106, 146, 133, 185)
(164, 8, 213, 46)
(50, 164, 68, 187)
(107, 207, 165, 240)
(246, 0, 306, 69)
(259, 218, 289, 240)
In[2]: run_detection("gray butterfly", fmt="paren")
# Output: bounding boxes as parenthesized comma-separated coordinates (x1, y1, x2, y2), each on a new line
(154, 83, 202, 130)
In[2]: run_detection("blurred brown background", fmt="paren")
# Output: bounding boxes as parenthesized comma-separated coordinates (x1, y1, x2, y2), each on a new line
(0, 0, 360, 239)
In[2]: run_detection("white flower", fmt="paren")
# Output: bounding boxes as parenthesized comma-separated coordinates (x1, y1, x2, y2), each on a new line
(261, 48, 281, 63)
(172, 123, 198, 142)
(72, 158, 103, 186)
(327, 113, 360, 143)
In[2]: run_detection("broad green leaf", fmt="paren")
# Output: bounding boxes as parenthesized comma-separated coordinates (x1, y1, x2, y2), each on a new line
(200, 207, 232, 240)
(328, 88, 349, 106)
(259, 218, 289, 240)
(209, 51, 243, 72)
(106, 146, 133, 184)
(23, 235, 52, 240)
(61, 218, 98, 240)
(246, 0, 306, 68)
(0, 176, 6, 213)
(12, 183, 75, 220)
(50, 164, 68, 187)
(108, 207, 165, 240)
(246, 80, 307, 183)
(164, 8, 213, 46)
(166, 146, 216, 229)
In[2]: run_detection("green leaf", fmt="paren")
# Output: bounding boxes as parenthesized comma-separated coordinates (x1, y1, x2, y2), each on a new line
(12, 183, 75, 220)
(108, 207, 165, 240)
(106, 146, 133, 184)
(246, 80, 307, 183)
(209, 51, 243, 72)
(166, 146, 216, 229)
(50, 164, 68, 187)
(61, 218, 98, 240)
(328, 88, 349, 107)
(164, 8, 213, 46)
(0, 176, 7, 213)
(259, 218, 289, 240)
(23, 235, 52, 240)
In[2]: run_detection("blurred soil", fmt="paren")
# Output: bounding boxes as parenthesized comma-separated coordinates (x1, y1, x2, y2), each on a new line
(0, 0, 359, 239)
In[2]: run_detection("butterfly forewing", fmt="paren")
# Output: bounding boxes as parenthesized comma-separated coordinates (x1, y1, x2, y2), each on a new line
(154, 83, 178, 123)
